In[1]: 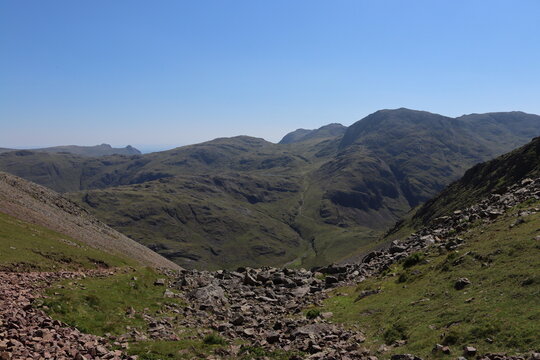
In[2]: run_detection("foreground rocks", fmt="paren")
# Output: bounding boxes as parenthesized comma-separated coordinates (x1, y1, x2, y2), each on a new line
(0, 271, 133, 360)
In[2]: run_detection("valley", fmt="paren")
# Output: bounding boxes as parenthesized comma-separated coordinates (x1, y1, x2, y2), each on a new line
(1, 109, 540, 269)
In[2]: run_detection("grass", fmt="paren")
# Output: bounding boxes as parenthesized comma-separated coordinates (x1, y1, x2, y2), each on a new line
(203, 333, 227, 345)
(126, 339, 225, 360)
(42, 267, 183, 336)
(0, 211, 133, 271)
(317, 202, 540, 358)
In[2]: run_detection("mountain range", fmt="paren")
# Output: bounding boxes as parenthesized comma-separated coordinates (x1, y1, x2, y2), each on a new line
(1, 108, 540, 269)
(0, 143, 140, 157)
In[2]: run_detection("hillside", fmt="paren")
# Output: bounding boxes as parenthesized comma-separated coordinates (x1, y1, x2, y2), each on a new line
(0, 144, 140, 157)
(279, 123, 347, 144)
(412, 136, 540, 227)
(1, 109, 540, 269)
(316, 170, 540, 358)
(0, 172, 179, 270)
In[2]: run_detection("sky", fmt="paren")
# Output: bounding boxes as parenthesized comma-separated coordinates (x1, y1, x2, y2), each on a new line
(1, 0, 540, 152)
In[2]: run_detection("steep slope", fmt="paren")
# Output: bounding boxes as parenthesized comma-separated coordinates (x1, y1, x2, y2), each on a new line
(279, 123, 346, 144)
(413, 136, 540, 226)
(0, 172, 179, 270)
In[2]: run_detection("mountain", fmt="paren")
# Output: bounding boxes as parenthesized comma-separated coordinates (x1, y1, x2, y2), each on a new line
(1, 108, 540, 269)
(279, 123, 346, 144)
(0, 171, 179, 270)
(0, 144, 140, 157)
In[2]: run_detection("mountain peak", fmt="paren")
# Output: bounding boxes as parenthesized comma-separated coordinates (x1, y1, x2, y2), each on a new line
(279, 123, 346, 144)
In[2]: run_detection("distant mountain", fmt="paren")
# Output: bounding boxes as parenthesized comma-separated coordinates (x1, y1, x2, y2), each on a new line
(0, 144, 140, 157)
(1, 108, 540, 269)
(0, 171, 179, 270)
(279, 123, 346, 144)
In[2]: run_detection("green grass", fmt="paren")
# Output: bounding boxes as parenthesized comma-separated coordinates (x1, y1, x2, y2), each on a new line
(126, 339, 225, 360)
(0, 211, 133, 271)
(42, 267, 183, 336)
(318, 202, 540, 358)
(203, 333, 227, 345)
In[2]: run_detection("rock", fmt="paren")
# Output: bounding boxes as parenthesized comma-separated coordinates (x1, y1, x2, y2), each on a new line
(391, 355, 423, 360)
(244, 273, 259, 286)
(163, 289, 175, 298)
(290, 286, 310, 297)
(321, 312, 333, 319)
(266, 332, 280, 344)
(454, 278, 471, 290)
(325, 276, 339, 287)
(154, 278, 166, 286)
(463, 346, 477, 356)
(188, 284, 226, 304)
(231, 316, 245, 326)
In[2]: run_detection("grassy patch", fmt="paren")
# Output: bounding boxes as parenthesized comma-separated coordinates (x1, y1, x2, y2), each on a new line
(0, 211, 132, 271)
(127, 339, 225, 360)
(319, 203, 540, 357)
(42, 267, 183, 336)
(203, 333, 227, 345)
(239, 346, 302, 360)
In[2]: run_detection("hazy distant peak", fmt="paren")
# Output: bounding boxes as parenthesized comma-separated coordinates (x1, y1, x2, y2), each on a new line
(0, 144, 141, 157)
(279, 123, 346, 144)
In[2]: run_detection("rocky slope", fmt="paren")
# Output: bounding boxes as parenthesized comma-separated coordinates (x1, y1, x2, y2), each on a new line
(0, 270, 135, 359)
(1, 109, 540, 269)
(0, 172, 179, 270)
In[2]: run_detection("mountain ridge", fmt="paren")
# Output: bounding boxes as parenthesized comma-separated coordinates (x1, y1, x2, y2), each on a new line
(0, 144, 141, 157)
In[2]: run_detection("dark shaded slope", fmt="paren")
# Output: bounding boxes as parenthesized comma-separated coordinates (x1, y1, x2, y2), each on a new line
(413, 136, 540, 225)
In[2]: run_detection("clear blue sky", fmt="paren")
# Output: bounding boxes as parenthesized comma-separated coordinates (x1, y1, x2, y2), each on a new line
(1, 1, 539, 151)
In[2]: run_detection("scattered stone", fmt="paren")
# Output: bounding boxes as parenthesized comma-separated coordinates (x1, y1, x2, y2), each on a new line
(464, 346, 477, 356)
(455, 278, 472, 290)
(154, 278, 166, 286)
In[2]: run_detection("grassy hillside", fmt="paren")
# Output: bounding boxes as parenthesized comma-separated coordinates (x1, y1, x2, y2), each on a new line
(318, 201, 540, 358)
(0, 172, 179, 269)
(0, 211, 133, 271)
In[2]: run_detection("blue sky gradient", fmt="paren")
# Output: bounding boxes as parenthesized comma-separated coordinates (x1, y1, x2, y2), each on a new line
(1, 0, 540, 151)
